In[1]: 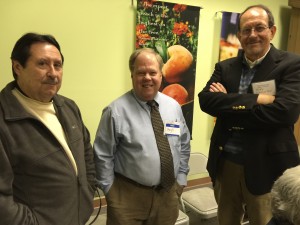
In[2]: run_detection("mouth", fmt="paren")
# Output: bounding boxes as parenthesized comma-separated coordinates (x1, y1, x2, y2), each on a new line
(247, 40, 261, 46)
(43, 82, 58, 86)
(143, 83, 153, 88)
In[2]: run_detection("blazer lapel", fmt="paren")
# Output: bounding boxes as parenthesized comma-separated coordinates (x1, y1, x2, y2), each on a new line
(248, 46, 282, 93)
(251, 46, 281, 83)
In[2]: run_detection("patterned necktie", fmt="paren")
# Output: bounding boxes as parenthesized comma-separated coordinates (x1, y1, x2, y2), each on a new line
(147, 100, 175, 190)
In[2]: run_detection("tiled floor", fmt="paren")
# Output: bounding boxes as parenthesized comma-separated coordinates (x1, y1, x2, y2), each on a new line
(188, 212, 219, 225)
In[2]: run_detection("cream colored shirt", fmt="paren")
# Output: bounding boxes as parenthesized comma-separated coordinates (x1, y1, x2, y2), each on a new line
(12, 88, 78, 175)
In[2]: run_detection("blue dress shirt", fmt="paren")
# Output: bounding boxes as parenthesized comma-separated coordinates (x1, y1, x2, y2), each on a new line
(94, 90, 191, 194)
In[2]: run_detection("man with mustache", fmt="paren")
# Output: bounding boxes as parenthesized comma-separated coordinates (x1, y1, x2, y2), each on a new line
(199, 4, 300, 225)
(0, 32, 96, 225)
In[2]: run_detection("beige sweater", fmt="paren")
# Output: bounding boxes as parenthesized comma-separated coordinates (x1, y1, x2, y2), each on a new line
(12, 88, 78, 175)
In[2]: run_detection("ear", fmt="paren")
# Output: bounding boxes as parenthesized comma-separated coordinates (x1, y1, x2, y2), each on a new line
(237, 31, 242, 43)
(12, 60, 23, 77)
(269, 25, 277, 40)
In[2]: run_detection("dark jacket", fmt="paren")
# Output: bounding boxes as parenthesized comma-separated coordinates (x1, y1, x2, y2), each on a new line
(198, 45, 300, 195)
(0, 81, 96, 225)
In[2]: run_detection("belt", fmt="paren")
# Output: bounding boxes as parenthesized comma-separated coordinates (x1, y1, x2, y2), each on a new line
(115, 173, 163, 191)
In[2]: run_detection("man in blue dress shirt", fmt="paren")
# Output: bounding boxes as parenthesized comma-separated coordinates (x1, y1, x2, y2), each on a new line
(93, 48, 191, 225)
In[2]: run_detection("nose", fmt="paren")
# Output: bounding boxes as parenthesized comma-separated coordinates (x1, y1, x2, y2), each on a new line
(249, 28, 257, 36)
(143, 73, 152, 79)
(46, 65, 59, 78)
(46, 72, 55, 78)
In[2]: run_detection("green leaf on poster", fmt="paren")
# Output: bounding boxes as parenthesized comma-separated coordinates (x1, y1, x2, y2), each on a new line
(155, 40, 167, 63)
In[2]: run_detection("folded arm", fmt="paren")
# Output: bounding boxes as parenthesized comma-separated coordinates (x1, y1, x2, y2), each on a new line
(199, 59, 300, 129)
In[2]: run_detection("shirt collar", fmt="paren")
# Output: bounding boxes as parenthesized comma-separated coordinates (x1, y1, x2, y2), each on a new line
(131, 89, 160, 108)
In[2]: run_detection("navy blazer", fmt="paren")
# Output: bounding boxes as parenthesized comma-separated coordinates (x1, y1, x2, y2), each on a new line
(199, 45, 300, 195)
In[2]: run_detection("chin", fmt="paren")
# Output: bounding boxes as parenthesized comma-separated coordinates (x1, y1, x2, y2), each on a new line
(245, 49, 264, 60)
(136, 91, 156, 101)
(44, 90, 57, 100)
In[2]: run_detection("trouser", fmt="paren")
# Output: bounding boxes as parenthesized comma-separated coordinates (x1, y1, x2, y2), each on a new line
(214, 159, 272, 225)
(105, 173, 179, 225)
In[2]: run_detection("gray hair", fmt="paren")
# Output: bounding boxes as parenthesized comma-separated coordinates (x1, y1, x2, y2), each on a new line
(271, 165, 300, 225)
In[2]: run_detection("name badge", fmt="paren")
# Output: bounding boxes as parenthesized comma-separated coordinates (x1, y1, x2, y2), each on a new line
(252, 79, 276, 95)
(164, 122, 180, 136)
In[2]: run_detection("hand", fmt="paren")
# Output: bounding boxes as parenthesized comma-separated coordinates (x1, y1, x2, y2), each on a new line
(257, 94, 275, 105)
(209, 82, 227, 93)
(176, 184, 184, 197)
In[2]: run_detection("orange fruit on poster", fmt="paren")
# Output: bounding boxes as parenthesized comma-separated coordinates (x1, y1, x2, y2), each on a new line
(162, 83, 188, 105)
(162, 45, 193, 83)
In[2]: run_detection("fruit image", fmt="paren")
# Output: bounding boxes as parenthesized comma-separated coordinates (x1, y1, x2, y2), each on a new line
(162, 45, 193, 83)
(162, 83, 189, 105)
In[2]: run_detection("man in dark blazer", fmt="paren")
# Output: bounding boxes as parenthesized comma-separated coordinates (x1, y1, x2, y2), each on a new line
(199, 4, 300, 225)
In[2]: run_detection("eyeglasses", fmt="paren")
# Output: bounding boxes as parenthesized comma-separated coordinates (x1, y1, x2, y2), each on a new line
(240, 25, 271, 36)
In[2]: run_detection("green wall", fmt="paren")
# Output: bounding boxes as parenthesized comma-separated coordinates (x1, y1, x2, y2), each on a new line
(0, 0, 290, 156)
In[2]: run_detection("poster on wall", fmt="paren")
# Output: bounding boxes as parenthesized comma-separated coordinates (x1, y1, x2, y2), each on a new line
(219, 11, 241, 62)
(136, 0, 201, 135)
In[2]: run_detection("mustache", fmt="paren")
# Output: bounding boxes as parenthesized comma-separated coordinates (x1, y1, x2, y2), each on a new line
(42, 77, 59, 85)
